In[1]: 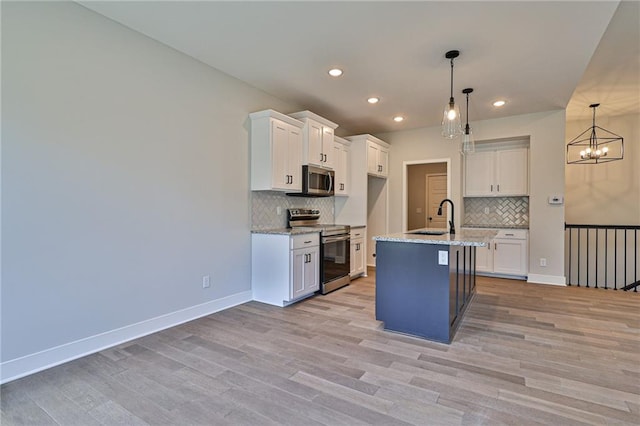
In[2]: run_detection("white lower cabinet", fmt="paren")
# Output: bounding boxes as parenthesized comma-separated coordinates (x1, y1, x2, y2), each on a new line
(493, 236, 528, 276)
(252, 233, 319, 306)
(468, 229, 528, 278)
(350, 227, 366, 277)
(475, 243, 494, 274)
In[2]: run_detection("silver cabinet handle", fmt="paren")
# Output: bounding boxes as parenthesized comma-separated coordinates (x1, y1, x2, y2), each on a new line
(490, 184, 493, 192)
(304, 240, 313, 244)
(497, 184, 500, 192)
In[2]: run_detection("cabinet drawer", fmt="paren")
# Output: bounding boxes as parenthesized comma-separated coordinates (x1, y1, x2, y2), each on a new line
(291, 233, 319, 250)
(350, 228, 365, 239)
(495, 229, 528, 239)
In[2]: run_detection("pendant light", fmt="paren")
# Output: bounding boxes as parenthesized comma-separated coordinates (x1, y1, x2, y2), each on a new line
(441, 50, 463, 139)
(566, 103, 624, 164)
(461, 88, 475, 154)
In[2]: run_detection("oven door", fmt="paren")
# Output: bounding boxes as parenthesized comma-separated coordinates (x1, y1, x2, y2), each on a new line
(321, 234, 350, 293)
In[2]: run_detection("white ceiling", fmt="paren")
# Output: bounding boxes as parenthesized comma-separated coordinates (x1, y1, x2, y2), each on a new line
(80, 1, 639, 135)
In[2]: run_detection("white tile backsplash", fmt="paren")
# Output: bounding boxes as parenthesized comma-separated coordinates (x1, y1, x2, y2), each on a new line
(251, 191, 334, 229)
(463, 196, 529, 227)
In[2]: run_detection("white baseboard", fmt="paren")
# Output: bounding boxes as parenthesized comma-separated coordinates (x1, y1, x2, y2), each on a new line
(1, 291, 252, 384)
(527, 273, 567, 286)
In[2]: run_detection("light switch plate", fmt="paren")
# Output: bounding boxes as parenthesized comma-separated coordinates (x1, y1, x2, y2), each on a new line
(438, 250, 448, 265)
(548, 195, 564, 205)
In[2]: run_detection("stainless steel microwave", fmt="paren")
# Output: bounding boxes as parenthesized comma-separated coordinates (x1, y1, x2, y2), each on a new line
(289, 165, 334, 197)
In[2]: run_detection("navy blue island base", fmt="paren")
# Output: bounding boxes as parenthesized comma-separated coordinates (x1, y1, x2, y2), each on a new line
(375, 240, 477, 344)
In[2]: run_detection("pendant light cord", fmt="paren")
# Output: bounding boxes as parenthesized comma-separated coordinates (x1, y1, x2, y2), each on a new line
(590, 104, 598, 149)
(465, 91, 470, 133)
(449, 58, 455, 103)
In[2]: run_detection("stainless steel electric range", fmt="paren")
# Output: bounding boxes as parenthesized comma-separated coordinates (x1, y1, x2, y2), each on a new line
(287, 208, 351, 294)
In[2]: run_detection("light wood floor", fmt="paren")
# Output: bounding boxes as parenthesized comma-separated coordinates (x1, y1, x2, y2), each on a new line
(2, 270, 639, 425)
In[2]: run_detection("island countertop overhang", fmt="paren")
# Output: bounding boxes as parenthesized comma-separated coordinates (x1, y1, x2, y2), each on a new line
(373, 228, 497, 247)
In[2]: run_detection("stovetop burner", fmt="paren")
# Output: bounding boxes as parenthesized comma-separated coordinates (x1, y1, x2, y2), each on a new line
(287, 208, 350, 236)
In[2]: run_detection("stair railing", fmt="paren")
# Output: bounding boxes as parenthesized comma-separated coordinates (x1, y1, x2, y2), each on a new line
(565, 223, 639, 291)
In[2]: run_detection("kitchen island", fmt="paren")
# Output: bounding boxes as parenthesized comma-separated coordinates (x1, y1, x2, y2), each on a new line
(373, 228, 496, 343)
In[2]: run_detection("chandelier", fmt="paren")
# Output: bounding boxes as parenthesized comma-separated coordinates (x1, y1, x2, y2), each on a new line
(566, 103, 624, 164)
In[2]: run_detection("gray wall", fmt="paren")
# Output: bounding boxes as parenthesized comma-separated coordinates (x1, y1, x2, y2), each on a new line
(1, 2, 299, 379)
(565, 112, 640, 225)
(379, 110, 567, 285)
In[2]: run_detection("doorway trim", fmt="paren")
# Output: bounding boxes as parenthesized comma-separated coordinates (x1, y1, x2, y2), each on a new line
(402, 158, 451, 232)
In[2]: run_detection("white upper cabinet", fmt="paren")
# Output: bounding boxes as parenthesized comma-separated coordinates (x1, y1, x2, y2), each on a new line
(250, 110, 304, 192)
(333, 136, 351, 196)
(363, 137, 390, 178)
(496, 149, 529, 196)
(289, 111, 338, 170)
(464, 147, 528, 197)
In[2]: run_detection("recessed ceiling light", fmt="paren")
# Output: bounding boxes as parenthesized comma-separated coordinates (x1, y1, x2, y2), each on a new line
(328, 68, 343, 77)
(367, 97, 380, 104)
(493, 100, 506, 107)
(393, 116, 404, 122)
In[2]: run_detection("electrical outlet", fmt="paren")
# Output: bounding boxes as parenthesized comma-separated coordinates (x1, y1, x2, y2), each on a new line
(202, 275, 211, 288)
(276, 206, 282, 215)
(539, 258, 547, 267)
(438, 250, 448, 265)
(484, 207, 490, 214)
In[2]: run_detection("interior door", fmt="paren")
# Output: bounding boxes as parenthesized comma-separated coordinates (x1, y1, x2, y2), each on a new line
(426, 174, 447, 229)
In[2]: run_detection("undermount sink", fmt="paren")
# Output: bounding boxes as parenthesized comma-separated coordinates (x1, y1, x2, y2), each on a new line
(407, 230, 447, 236)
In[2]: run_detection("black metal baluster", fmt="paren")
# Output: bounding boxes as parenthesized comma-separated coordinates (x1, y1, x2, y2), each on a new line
(604, 228, 608, 289)
(614, 229, 618, 290)
(577, 228, 581, 287)
(595, 229, 599, 288)
(586, 229, 590, 288)
(635, 229, 638, 292)
(624, 229, 628, 290)
(568, 227, 572, 286)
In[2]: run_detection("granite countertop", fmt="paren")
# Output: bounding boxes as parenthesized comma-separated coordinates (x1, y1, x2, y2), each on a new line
(251, 228, 320, 236)
(462, 224, 529, 230)
(373, 228, 497, 247)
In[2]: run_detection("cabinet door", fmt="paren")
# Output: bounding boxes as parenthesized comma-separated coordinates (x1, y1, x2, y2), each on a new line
(367, 143, 379, 175)
(496, 148, 528, 196)
(354, 239, 365, 275)
(287, 126, 302, 191)
(307, 121, 324, 167)
(464, 151, 495, 196)
(378, 147, 389, 177)
(334, 143, 349, 195)
(322, 127, 334, 169)
(349, 239, 357, 276)
(291, 247, 319, 300)
(475, 242, 494, 273)
(291, 249, 306, 300)
(493, 238, 527, 275)
(271, 120, 290, 190)
(304, 247, 320, 293)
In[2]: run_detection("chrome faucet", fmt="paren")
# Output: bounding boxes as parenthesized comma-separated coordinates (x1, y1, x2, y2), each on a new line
(437, 199, 455, 234)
